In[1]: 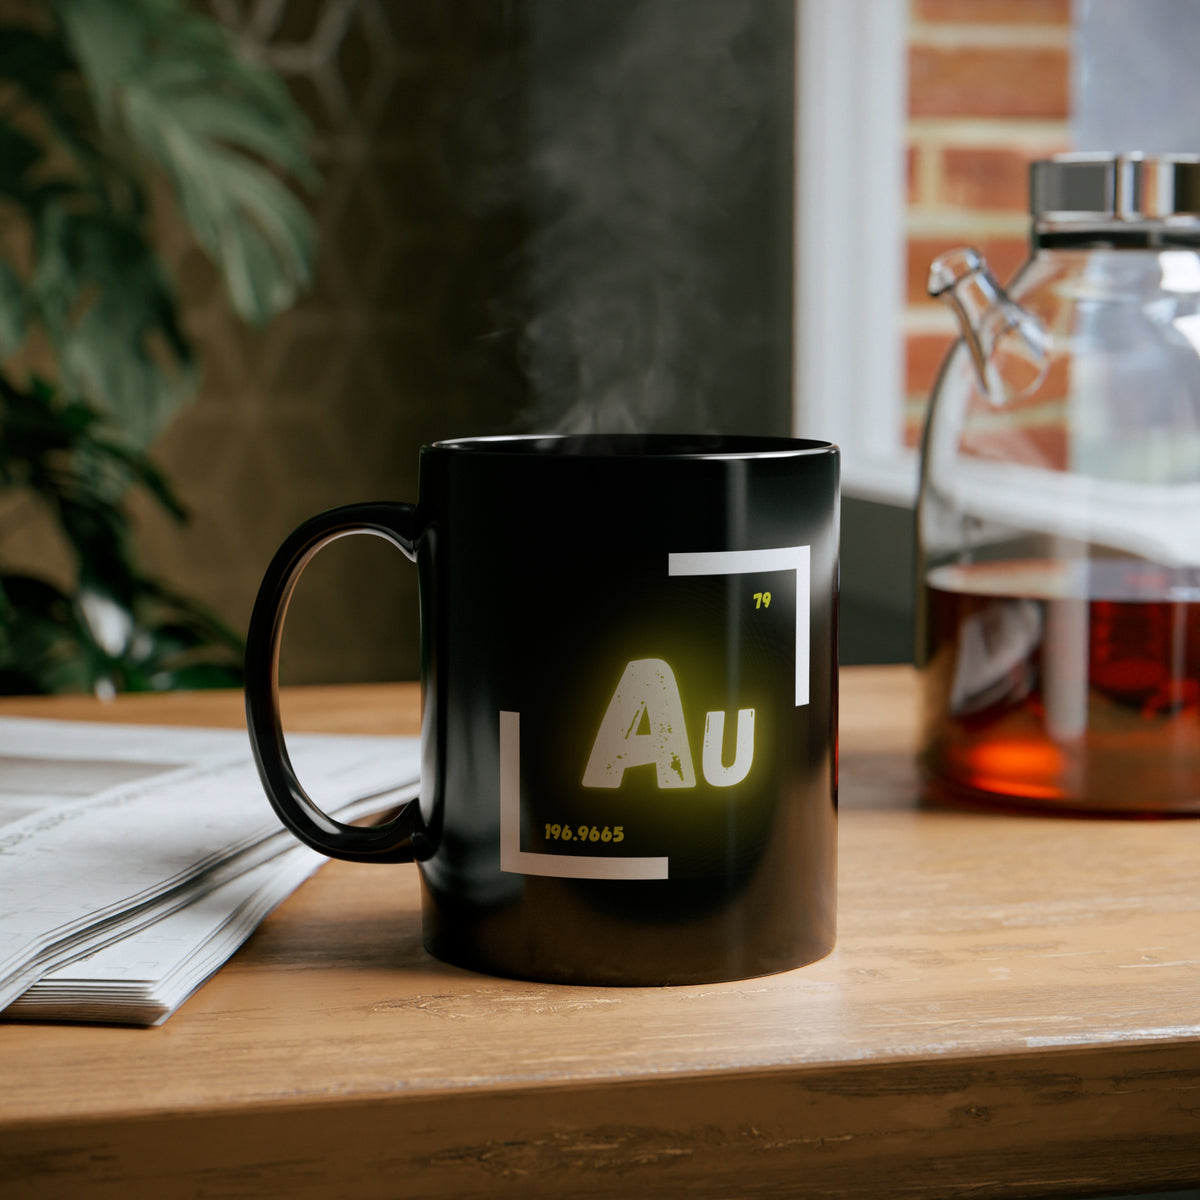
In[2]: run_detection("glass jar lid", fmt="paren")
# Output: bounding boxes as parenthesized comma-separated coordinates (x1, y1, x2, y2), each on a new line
(1031, 153, 1200, 230)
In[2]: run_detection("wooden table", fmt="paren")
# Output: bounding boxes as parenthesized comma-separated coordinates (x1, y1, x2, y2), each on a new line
(0, 666, 1197, 1200)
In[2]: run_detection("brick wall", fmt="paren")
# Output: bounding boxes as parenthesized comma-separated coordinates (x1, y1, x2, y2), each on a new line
(904, 0, 1072, 447)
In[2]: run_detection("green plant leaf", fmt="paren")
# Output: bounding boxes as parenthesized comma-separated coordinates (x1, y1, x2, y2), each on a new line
(47, 0, 142, 127)
(28, 203, 194, 444)
(0, 0, 299, 695)
(118, 93, 316, 324)
(0, 373, 185, 591)
(0, 23, 129, 210)
(0, 374, 244, 694)
(0, 259, 26, 354)
(0, 564, 246, 696)
(136, 577, 245, 653)
(0, 125, 42, 203)
(0, 28, 75, 99)
(0, 572, 96, 694)
(88, 435, 187, 521)
(54, 0, 317, 326)
(147, 662, 243, 690)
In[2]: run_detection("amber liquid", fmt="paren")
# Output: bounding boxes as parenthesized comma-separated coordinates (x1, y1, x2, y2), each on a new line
(920, 560, 1200, 814)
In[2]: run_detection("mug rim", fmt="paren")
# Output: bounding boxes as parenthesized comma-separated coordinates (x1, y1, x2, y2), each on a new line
(427, 433, 838, 460)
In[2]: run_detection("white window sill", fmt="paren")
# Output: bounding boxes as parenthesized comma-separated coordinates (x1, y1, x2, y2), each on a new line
(841, 450, 919, 508)
(793, 0, 911, 513)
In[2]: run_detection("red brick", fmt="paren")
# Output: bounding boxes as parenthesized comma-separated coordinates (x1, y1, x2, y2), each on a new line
(909, 46, 1069, 119)
(906, 332, 957, 397)
(914, 0, 1070, 23)
(907, 236, 1029, 306)
(910, 336, 1069, 412)
(941, 146, 1039, 211)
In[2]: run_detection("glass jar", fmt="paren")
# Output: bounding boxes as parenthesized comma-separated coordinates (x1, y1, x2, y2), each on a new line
(917, 153, 1200, 815)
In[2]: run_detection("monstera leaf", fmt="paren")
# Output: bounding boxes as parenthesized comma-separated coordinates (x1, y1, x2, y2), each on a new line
(0, 1, 316, 692)
(31, 203, 195, 446)
(56, 0, 317, 328)
(0, 0, 315, 444)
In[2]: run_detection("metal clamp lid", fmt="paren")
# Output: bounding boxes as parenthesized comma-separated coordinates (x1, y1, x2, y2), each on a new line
(1030, 153, 1200, 224)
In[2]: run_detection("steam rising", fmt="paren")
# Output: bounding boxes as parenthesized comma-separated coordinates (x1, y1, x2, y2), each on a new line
(518, 0, 793, 435)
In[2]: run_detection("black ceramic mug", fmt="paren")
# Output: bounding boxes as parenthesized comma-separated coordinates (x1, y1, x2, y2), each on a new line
(245, 434, 839, 985)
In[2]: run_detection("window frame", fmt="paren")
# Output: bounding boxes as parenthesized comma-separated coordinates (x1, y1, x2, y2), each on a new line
(792, 0, 916, 507)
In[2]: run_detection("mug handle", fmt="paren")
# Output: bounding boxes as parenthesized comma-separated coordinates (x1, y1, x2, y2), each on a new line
(245, 502, 424, 863)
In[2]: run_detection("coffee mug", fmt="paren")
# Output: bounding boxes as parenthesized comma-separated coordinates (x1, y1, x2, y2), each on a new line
(245, 434, 839, 985)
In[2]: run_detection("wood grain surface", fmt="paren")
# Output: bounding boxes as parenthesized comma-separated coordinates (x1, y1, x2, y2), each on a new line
(0, 667, 1198, 1199)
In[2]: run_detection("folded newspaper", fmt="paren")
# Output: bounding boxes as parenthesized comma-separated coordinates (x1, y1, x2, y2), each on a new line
(0, 717, 420, 1026)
